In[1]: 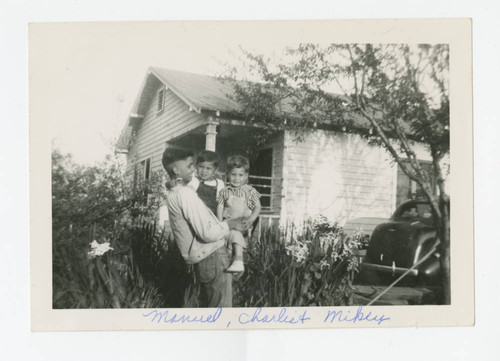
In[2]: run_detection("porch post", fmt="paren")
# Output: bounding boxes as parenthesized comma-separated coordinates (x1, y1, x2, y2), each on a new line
(205, 117, 219, 151)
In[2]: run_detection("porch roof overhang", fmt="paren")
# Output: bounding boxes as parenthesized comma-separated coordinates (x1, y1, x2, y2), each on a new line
(165, 119, 257, 145)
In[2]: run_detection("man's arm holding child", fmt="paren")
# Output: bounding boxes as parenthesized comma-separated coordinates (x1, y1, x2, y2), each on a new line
(216, 188, 225, 222)
(177, 188, 246, 242)
(216, 203, 224, 222)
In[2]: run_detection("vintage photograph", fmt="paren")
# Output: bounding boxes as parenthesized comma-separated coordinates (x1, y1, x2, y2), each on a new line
(30, 20, 473, 330)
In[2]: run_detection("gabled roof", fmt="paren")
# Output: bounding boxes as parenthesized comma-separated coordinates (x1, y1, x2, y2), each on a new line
(126, 67, 243, 122)
(149, 67, 240, 114)
(117, 67, 376, 151)
(130, 67, 301, 120)
(118, 67, 242, 151)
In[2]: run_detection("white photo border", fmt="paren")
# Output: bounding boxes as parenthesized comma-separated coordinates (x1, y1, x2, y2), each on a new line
(29, 19, 474, 331)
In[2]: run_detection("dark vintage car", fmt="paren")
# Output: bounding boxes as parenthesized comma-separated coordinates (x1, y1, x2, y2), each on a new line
(356, 200, 442, 287)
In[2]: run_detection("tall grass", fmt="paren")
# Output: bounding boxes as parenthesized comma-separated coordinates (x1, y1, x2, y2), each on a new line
(234, 217, 362, 307)
(52, 223, 198, 309)
(52, 225, 163, 308)
(128, 223, 199, 308)
(53, 217, 361, 308)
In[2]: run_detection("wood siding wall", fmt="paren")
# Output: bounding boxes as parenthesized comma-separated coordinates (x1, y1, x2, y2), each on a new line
(282, 130, 397, 225)
(128, 83, 207, 173)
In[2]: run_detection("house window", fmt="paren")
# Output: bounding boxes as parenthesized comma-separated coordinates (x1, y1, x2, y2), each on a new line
(396, 160, 436, 206)
(249, 148, 273, 210)
(143, 158, 151, 180)
(133, 158, 152, 204)
(134, 158, 151, 184)
(157, 89, 165, 114)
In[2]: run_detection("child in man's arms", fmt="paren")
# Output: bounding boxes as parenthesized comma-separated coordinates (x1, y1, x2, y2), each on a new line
(217, 155, 261, 273)
(187, 150, 225, 215)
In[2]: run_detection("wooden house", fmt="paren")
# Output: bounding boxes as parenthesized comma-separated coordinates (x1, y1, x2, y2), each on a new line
(117, 67, 444, 231)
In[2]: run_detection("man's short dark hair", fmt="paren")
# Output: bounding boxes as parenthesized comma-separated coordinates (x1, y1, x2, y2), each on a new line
(196, 150, 220, 168)
(226, 154, 250, 173)
(162, 148, 193, 177)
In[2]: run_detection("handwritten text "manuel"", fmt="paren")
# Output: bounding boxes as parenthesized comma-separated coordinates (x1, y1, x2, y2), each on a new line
(142, 308, 222, 324)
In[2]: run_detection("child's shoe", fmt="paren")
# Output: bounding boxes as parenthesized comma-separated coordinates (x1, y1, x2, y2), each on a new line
(226, 260, 244, 273)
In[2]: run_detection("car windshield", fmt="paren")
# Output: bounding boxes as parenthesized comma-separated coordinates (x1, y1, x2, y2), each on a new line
(394, 203, 433, 219)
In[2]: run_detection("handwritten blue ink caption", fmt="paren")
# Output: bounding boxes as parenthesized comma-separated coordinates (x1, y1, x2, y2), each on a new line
(238, 307, 311, 325)
(142, 308, 222, 324)
(142, 306, 390, 326)
(323, 306, 390, 325)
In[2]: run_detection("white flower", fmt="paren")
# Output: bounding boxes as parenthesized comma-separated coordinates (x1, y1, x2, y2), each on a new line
(319, 259, 330, 270)
(286, 240, 309, 263)
(88, 240, 114, 259)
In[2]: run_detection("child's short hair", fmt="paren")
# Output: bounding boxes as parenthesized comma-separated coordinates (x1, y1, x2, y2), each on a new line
(196, 150, 220, 168)
(226, 154, 250, 173)
(162, 148, 193, 177)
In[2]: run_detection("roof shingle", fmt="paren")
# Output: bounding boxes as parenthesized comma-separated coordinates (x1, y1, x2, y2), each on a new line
(150, 67, 241, 114)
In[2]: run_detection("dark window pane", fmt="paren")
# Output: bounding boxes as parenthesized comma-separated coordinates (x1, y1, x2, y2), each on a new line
(396, 160, 436, 206)
(249, 148, 273, 209)
(145, 158, 151, 180)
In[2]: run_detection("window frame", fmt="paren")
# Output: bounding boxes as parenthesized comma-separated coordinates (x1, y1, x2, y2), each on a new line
(396, 159, 436, 206)
(135, 158, 151, 183)
(143, 158, 151, 181)
(157, 88, 165, 114)
(249, 147, 274, 211)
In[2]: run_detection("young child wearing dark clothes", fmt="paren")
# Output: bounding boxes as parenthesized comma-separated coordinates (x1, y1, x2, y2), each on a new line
(187, 150, 225, 215)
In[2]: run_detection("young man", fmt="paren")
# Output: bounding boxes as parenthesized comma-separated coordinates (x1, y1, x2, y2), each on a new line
(162, 148, 247, 308)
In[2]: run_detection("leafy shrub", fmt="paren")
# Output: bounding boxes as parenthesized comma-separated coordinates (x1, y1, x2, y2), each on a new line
(51, 148, 166, 240)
